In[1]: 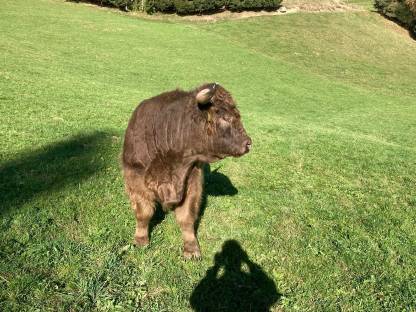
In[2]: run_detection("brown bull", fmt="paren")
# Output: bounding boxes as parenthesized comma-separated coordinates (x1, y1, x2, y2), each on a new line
(122, 83, 251, 259)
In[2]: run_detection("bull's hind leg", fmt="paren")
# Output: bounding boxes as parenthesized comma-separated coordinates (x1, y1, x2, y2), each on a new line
(124, 166, 155, 246)
(175, 165, 203, 259)
(131, 196, 155, 246)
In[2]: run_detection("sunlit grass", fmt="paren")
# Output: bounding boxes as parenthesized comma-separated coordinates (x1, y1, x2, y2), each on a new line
(1, 0, 415, 310)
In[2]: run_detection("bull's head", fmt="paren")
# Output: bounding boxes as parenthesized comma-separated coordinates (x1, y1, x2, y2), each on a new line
(196, 83, 252, 159)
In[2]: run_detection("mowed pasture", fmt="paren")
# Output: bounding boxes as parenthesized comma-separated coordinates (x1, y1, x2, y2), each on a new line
(1, 0, 416, 310)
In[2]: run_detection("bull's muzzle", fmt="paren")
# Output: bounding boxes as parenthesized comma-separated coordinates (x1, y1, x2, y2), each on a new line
(243, 137, 252, 154)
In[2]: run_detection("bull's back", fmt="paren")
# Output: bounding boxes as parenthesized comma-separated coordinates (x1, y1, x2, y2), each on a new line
(122, 101, 152, 170)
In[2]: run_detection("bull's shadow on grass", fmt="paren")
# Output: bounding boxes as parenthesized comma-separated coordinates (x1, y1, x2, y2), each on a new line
(148, 164, 238, 238)
(0, 132, 112, 216)
(196, 164, 238, 231)
(203, 164, 238, 197)
(149, 202, 166, 239)
(190, 240, 281, 312)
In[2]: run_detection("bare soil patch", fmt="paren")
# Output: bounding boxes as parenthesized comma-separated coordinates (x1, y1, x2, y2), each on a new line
(135, 1, 363, 22)
(69, 0, 364, 23)
(283, 0, 362, 12)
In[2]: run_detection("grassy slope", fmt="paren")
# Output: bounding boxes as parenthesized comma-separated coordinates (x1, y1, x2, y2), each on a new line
(1, 0, 415, 311)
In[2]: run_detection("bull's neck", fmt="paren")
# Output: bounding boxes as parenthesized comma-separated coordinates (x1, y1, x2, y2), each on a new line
(156, 102, 220, 163)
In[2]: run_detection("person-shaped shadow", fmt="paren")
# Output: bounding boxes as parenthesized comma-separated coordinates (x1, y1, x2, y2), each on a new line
(190, 240, 281, 312)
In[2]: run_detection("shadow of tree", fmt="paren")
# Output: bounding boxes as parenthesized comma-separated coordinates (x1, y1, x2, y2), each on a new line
(0, 132, 113, 216)
(190, 240, 281, 312)
(373, 10, 416, 40)
(66, 0, 127, 10)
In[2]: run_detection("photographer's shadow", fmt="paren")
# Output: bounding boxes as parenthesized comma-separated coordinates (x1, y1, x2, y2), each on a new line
(190, 240, 281, 312)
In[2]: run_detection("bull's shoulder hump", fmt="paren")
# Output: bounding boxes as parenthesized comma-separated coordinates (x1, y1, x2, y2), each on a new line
(144, 89, 191, 106)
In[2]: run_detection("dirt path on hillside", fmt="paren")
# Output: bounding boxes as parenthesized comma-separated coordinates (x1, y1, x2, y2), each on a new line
(283, 0, 363, 12)
(131, 1, 364, 22)
(75, 0, 365, 22)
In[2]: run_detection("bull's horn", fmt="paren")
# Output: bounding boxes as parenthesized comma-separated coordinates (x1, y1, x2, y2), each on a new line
(196, 83, 217, 105)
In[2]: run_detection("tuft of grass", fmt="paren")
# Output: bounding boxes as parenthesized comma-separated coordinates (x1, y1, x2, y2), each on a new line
(1, 0, 415, 310)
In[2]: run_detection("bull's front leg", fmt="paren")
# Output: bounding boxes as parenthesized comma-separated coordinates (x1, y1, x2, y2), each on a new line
(174, 165, 203, 259)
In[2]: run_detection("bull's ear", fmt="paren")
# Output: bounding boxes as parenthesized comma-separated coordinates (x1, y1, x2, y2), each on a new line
(196, 83, 217, 105)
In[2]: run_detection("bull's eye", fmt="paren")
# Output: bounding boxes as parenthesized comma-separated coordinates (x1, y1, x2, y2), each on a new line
(219, 117, 231, 129)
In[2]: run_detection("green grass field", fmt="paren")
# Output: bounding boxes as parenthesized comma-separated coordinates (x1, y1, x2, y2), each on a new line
(1, 0, 416, 310)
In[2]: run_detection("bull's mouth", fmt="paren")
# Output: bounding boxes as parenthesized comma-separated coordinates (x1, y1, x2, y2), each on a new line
(232, 144, 251, 157)
(242, 142, 252, 155)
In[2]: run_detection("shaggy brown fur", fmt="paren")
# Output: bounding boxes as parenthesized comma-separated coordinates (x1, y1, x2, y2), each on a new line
(122, 83, 251, 259)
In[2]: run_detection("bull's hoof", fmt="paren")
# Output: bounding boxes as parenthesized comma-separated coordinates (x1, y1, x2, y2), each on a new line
(183, 249, 201, 260)
(134, 236, 149, 247)
(183, 242, 201, 260)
